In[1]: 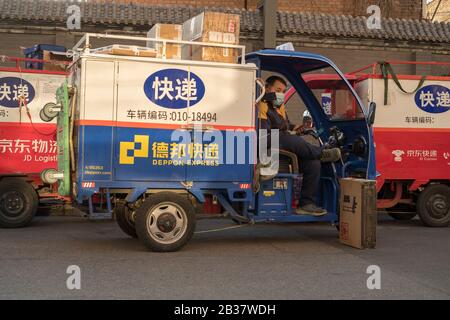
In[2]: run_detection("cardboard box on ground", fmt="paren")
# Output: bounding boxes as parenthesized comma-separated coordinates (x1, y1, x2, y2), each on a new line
(147, 24, 182, 59)
(182, 12, 240, 63)
(339, 178, 377, 249)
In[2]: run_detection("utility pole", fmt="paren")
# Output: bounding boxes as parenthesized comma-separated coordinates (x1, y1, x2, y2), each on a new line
(257, 0, 277, 49)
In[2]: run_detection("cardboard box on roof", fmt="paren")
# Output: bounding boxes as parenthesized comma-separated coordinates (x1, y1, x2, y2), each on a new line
(182, 12, 240, 63)
(91, 45, 157, 58)
(147, 23, 182, 60)
(339, 178, 377, 249)
(42, 50, 71, 72)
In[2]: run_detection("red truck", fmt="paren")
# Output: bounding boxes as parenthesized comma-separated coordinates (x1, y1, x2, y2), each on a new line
(0, 55, 67, 227)
(286, 61, 450, 227)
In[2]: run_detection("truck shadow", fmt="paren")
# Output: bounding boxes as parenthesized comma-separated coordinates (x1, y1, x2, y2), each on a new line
(19, 216, 436, 255)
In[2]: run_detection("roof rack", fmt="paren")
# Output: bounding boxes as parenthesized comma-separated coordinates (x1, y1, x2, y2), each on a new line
(0, 55, 68, 75)
(72, 33, 247, 64)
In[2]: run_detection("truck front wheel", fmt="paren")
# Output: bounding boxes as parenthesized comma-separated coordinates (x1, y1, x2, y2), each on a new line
(135, 192, 196, 252)
(0, 179, 38, 228)
(417, 184, 450, 227)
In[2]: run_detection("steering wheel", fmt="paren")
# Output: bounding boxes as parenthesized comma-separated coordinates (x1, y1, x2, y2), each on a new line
(328, 126, 346, 148)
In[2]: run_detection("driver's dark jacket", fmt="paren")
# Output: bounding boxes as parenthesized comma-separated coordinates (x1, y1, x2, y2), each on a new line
(258, 100, 295, 132)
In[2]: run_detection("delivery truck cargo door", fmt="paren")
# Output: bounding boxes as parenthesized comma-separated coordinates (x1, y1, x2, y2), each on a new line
(80, 60, 115, 182)
(184, 64, 256, 182)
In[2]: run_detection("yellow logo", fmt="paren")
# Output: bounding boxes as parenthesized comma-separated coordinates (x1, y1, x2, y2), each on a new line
(119, 135, 149, 164)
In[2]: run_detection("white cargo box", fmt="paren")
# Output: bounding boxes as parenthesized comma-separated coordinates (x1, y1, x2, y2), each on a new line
(0, 71, 65, 124)
(71, 33, 254, 129)
(68, 33, 256, 185)
(74, 56, 256, 129)
(355, 77, 450, 129)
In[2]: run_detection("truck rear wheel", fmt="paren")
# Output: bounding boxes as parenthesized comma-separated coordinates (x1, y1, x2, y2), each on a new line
(135, 192, 196, 252)
(115, 201, 137, 238)
(0, 179, 38, 228)
(417, 184, 450, 227)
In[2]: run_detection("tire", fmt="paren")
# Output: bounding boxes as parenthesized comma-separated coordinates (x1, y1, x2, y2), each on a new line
(417, 184, 450, 227)
(0, 178, 38, 228)
(387, 204, 417, 221)
(135, 192, 196, 252)
(115, 201, 137, 238)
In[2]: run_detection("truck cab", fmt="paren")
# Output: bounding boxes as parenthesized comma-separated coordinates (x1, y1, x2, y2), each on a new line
(245, 50, 376, 222)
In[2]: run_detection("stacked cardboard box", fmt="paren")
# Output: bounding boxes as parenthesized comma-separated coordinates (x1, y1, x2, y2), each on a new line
(147, 24, 182, 60)
(182, 12, 240, 63)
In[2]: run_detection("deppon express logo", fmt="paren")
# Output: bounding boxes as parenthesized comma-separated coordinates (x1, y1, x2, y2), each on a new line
(414, 85, 450, 114)
(143, 69, 205, 109)
(0, 77, 35, 108)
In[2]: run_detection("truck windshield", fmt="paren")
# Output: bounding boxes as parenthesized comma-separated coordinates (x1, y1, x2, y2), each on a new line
(301, 67, 365, 121)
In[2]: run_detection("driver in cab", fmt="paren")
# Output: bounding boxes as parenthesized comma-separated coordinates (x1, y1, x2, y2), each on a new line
(258, 76, 341, 216)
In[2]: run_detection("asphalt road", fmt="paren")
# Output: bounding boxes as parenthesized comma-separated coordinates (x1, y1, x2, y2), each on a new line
(0, 211, 449, 300)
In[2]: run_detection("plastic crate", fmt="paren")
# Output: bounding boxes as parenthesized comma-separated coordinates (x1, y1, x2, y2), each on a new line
(23, 44, 66, 70)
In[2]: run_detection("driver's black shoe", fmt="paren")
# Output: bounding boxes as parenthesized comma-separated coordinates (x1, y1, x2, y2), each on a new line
(320, 148, 341, 163)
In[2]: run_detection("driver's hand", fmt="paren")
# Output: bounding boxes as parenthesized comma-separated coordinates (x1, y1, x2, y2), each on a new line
(292, 124, 304, 134)
(327, 135, 338, 148)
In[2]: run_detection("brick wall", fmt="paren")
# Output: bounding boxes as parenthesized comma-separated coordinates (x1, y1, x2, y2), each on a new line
(103, 0, 424, 19)
(427, 0, 450, 22)
(2, 30, 447, 73)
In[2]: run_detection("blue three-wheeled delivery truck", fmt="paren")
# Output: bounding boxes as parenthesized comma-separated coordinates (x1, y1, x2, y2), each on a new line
(41, 34, 377, 251)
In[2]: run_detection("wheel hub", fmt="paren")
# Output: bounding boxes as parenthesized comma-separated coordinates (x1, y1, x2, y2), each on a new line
(146, 202, 187, 245)
(156, 212, 177, 233)
(1, 191, 25, 216)
(428, 194, 449, 218)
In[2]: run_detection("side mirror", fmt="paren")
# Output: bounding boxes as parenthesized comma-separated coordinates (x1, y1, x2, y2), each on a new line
(368, 102, 376, 127)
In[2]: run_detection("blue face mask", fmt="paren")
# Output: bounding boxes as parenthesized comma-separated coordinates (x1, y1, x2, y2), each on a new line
(273, 92, 285, 107)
